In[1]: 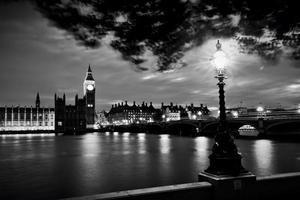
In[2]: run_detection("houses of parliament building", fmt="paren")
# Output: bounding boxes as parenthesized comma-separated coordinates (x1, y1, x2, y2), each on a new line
(0, 66, 96, 133)
(0, 93, 55, 131)
(55, 65, 96, 133)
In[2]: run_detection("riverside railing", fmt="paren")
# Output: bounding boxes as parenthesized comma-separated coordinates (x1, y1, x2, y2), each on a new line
(62, 171, 300, 200)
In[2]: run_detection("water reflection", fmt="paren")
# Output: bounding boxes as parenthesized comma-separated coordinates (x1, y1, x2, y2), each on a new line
(0, 133, 55, 144)
(159, 135, 170, 154)
(82, 134, 100, 157)
(137, 133, 145, 140)
(1, 133, 300, 200)
(113, 132, 119, 136)
(120, 132, 131, 155)
(194, 137, 210, 171)
(112, 132, 120, 142)
(123, 132, 130, 137)
(254, 139, 274, 175)
(0, 133, 55, 137)
(137, 133, 146, 154)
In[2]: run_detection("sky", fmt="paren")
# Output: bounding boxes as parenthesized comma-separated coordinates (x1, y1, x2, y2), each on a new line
(0, 1, 299, 111)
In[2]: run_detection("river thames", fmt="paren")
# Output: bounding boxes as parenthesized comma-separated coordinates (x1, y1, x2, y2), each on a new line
(1, 132, 300, 199)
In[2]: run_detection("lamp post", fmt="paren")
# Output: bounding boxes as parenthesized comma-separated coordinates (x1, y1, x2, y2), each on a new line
(205, 40, 247, 175)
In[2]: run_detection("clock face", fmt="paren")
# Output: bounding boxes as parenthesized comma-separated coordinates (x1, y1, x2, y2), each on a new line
(87, 84, 94, 91)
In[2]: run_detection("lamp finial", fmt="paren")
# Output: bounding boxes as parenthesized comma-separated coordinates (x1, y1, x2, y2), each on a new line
(216, 40, 222, 50)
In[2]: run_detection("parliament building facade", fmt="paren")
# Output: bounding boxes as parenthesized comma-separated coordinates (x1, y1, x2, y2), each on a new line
(0, 93, 55, 131)
(54, 65, 96, 133)
(0, 65, 96, 133)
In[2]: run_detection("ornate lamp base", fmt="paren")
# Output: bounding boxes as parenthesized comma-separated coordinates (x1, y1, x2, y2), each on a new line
(205, 130, 248, 176)
(205, 152, 248, 176)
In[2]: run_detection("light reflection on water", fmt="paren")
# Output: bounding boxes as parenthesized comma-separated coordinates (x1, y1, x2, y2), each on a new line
(194, 137, 210, 171)
(137, 133, 146, 154)
(254, 139, 274, 175)
(159, 135, 170, 154)
(1, 133, 300, 200)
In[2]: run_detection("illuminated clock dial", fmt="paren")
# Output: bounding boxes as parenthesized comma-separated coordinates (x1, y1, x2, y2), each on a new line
(87, 84, 94, 91)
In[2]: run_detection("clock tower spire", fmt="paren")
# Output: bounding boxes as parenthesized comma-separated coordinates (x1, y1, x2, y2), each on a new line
(83, 64, 96, 128)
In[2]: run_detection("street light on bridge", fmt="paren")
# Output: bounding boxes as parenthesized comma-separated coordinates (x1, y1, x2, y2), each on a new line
(205, 40, 247, 175)
(257, 106, 265, 119)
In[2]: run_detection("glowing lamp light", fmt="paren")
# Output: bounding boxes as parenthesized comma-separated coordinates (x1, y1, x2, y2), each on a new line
(213, 51, 228, 70)
(232, 111, 238, 118)
(213, 40, 228, 75)
(256, 106, 264, 112)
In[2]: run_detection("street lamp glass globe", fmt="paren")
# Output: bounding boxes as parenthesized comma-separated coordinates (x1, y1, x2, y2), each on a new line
(213, 50, 228, 71)
(256, 106, 264, 112)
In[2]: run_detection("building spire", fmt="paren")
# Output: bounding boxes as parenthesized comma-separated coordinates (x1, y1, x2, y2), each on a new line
(85, 64, 94, 81)
(36, 92, 40, 108)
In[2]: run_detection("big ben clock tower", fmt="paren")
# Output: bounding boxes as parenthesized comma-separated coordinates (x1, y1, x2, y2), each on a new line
(83, 65, 96, 128)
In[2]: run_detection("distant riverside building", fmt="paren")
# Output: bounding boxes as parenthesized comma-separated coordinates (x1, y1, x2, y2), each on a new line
(54, 94, 86, 132)
(0, 93, 55, 131)
(161, 102, 210, 122)
(108, 101, 157, 125)
(96, 110, 109, 126)
(185, 103, 210, 120)
(107, 101, 210, 124)
(161, 103, 183, 121)
(227, 106, 300, 119)
(54, 65, 96, 133)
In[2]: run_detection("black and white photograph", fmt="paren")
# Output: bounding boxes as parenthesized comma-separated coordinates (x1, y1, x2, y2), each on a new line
(0, 0, 300, 199)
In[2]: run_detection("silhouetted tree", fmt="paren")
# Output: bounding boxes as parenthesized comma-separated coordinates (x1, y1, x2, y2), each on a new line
(30, 0, 300, 71)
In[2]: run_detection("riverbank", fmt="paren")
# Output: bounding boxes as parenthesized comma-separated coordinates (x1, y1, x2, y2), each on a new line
(0, 130, 54, 134)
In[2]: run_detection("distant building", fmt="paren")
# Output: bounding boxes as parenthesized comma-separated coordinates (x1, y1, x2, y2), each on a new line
(161, 103, 183, 121)
(108, 101, 157, 124)
(226, 107, 248, 119)
(0, 93, 55, 131)
(54, 94, 86, 133)
(264, 108, 300, 119)
(228, 106, 300, 119)
(96, 110, 109, 126)
(107, 102, 211, 124)
(83, 65, 96, 128)
(54, 65, 96, 133)
(161, 102, 210, 121)
(185, 103, 210, 120)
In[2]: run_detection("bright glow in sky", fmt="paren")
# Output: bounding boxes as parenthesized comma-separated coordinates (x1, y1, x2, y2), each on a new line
(0, 2, 299, 111)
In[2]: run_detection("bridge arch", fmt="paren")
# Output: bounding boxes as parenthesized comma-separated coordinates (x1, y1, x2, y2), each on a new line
(201, 121, 219, 136)
(146, 123, 164, 134)
(201, 121, 260, 137)
(166, 122, 198, 136)
(265, 120, 300, 135)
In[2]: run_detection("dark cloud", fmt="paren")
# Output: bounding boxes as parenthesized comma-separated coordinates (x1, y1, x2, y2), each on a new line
(27, 0, 300, 72)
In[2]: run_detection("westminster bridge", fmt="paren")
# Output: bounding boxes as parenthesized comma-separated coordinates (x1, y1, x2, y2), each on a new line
(103, 118, 300, 138)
